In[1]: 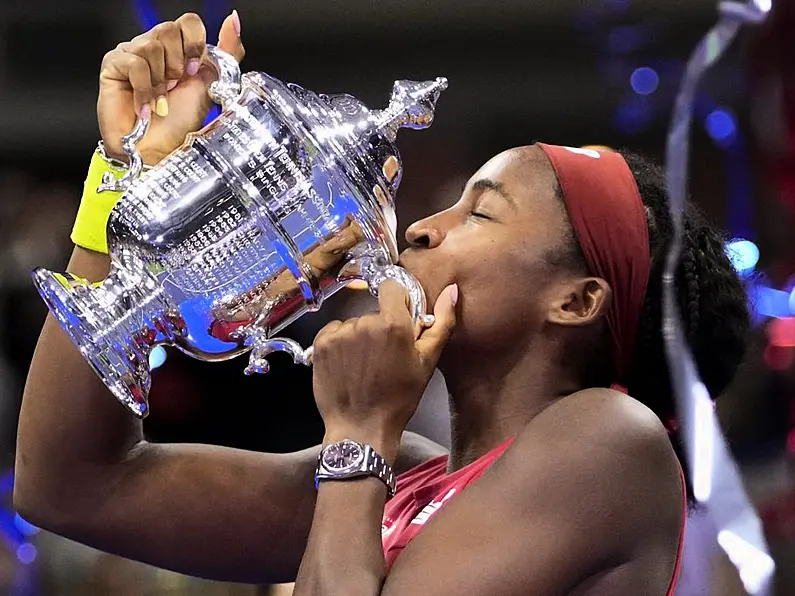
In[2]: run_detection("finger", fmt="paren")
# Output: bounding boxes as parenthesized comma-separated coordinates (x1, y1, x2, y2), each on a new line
(313, 320, 343, 355)
(153, 21, 186, 83)
(104, 51, 154, 116)
(218, 10, 245, 62)
(377, 279, 412, 326)
(175, 12, 207, 77)
(416, 284, 458, 369)
(122, 39, 166, 101)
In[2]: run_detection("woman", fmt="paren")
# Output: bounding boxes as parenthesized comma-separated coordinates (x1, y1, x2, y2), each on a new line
(14, 11, 749, 595)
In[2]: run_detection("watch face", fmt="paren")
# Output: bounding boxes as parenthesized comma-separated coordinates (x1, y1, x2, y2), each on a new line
(321, 440, 365, 473)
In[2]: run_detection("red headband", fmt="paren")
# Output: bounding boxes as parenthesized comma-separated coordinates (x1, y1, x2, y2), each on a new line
(536, 144, 651, 390)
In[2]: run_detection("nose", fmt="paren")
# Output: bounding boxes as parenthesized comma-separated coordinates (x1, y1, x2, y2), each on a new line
(405, 216, 445, 249)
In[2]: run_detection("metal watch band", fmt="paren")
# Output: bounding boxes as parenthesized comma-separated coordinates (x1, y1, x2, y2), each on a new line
(364, 444, 397, 498)
(315, 441, 397, 498)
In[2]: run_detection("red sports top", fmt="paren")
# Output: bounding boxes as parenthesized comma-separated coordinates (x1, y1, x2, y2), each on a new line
(381, 437, 687, 595)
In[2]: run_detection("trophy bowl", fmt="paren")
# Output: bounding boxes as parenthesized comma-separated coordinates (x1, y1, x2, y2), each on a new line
(32, 46, 447, 417)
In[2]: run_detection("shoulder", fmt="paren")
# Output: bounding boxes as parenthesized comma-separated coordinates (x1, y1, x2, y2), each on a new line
(492, 388, 681, 548)
(523, 387, 675, 465)
(381, 391, 682, 594)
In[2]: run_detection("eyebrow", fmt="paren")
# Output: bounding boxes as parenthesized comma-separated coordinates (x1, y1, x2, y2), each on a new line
(470, 178, 517, 209)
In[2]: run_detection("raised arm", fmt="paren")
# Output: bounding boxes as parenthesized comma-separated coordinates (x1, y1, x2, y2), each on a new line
(14, 12, 444, 583)
(15, 242, 323, 582)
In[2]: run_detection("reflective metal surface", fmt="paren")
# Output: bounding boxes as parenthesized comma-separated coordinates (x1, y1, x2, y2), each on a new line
(32, 46, 447, 418)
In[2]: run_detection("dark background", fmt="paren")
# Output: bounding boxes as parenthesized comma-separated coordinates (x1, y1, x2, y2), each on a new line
(0, 1, 794, 593)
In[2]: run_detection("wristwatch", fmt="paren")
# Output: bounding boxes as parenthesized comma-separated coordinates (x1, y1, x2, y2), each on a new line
(315, 439, 397, 498)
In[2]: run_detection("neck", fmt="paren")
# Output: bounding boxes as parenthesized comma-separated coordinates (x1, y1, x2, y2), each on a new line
(439, 340, 583, 473)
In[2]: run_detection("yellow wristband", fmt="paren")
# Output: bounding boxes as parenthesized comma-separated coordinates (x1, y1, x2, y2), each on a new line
(70, 148, 126, 254)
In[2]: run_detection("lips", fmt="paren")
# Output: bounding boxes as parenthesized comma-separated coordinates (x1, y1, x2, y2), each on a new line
(398, 249, 445, 308)
(396, 249, 420, 278)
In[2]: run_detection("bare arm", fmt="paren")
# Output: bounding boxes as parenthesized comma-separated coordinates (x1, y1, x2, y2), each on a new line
(14, 12, 446, 582)
(14, 246, 444, 583)
(294, 390, 683, 596)
(14, 246, 313, 583)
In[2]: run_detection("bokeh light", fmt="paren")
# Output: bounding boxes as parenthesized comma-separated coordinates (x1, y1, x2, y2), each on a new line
(614, 96, 654, 134)
(16, 543, 36, 565)
(754, 0, 772, 13)
(747, 285, 791, 321)
(787, 428, 795, 455)
(764, 344, 794, 371)
(630, 67, 659, 95)
(767, 317, 795, 348)
(706, 108, 737, 143)
(726, 239, 760, 277)
(609, 26, 644, 54)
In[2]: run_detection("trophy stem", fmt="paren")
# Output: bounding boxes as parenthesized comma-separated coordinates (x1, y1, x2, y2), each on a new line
(31, 266, 182, 418)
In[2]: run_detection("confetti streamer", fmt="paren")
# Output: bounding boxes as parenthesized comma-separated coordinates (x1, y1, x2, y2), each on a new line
(663, 1, 775, 593)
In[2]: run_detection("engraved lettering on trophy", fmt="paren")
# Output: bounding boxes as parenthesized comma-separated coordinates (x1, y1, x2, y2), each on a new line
(293, 202, 325, 243)
(31, 51, 447, 418)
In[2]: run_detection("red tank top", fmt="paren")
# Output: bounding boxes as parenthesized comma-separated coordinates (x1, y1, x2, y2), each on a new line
(381, 437, 687, 595)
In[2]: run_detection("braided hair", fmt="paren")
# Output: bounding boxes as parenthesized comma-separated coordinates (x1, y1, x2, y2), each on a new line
(621, 152, 751, 501)
(622, 152, 749, 419)
(555, 150, 750, 501)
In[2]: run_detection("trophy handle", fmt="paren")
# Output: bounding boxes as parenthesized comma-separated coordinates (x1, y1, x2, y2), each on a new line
(351, 256, 435, 332)
(96, 115, 150, 193)
(244, 333, 313, 376)
(97, 45, 243, 194)
(205, 45, 243, 109)
(242, 255, 433, 375)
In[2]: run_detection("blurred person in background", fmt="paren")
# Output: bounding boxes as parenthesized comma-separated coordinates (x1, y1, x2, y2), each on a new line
(0, 171, 75, 460)
(13, 10, 751, 596)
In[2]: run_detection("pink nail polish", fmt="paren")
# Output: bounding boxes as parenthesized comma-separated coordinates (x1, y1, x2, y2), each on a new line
(232, 9, 241, 36)
(138, 104, 151, 119)
(450, 284, 459, 306)
(186, 58, 200, 76)
(166, 79, 179, 91)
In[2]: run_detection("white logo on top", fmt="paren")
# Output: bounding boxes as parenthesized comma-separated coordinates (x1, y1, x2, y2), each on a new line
(382, 515, 395, 537)
(563, 146, 601, 159)
(410, 488, 457, 526)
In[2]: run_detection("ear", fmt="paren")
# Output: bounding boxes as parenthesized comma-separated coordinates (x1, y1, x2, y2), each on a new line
(546, 277, 611, 327)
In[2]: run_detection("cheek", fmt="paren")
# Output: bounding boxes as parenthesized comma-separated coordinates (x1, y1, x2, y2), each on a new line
(454, 242, 547, 342)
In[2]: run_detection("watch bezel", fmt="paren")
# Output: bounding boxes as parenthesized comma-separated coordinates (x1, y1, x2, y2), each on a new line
(319, 439, 366, 474)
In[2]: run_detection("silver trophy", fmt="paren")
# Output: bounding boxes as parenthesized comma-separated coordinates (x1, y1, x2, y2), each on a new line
(32, 47, 447, 418)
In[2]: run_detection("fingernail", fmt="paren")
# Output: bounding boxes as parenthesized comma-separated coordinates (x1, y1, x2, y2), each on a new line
(155, 96, 169, 117)
(138, 103, 151, 119)
(232, 9, 241, 36)
(186, 58, 200, 76)
(166, 79, 179, 91)
(449, 284, 459, 306)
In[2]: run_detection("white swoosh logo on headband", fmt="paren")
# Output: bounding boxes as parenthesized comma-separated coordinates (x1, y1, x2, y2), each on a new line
(563, 147, 601, 159)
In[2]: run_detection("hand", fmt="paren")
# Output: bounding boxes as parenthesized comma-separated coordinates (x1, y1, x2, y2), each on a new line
(98, 11, 245, 165)
(312, 281, 458, 451)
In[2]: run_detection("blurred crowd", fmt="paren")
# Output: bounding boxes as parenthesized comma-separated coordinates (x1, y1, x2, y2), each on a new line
(1, 0, 795, 594)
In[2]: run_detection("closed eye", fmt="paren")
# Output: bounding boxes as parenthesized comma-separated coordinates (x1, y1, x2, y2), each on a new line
(469, 210, 493, 221)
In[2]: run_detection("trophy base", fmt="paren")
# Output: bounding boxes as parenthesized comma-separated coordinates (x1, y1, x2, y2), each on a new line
(31, 268, 159, 418)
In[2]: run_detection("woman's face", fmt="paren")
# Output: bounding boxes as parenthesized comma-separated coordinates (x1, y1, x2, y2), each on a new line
(400, 145, 583, 354)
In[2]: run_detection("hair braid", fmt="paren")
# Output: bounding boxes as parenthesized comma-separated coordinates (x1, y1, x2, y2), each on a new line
(681, 244, 701, 343)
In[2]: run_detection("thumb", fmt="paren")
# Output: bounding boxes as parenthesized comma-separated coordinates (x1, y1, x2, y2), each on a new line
(218, 10, 245, 62)
(416, 284, 458, 370)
